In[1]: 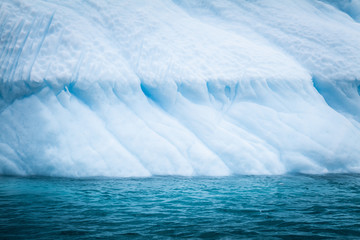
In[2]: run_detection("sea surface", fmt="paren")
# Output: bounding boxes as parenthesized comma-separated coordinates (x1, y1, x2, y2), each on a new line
(1, 174, 360, 239)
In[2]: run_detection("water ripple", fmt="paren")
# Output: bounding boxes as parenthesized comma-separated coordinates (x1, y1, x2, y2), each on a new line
(1, 174, 360, 239)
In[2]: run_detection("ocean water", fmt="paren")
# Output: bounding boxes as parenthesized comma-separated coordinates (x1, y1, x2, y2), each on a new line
(1, 174, 360, 239)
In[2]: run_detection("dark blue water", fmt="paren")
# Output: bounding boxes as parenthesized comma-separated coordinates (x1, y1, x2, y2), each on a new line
(1, 174, 360, 239)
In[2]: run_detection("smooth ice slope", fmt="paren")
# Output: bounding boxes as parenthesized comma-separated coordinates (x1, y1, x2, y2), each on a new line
(1, 0, 360, 177)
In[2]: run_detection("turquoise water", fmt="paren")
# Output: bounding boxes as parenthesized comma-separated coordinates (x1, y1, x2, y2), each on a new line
(1, 174, 360, 239)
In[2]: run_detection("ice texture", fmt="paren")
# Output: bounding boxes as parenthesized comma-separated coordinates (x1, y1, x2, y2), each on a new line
(1, 0, 360, 177)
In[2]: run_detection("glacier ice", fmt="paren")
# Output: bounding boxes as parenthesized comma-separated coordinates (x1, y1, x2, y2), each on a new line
(1, 0, 360, 177)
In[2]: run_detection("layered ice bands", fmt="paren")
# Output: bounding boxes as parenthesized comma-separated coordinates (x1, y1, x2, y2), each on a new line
(1, 0, 360, 177)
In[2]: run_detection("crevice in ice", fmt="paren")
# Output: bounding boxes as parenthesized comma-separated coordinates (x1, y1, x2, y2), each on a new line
(70, 53, 84, 85)
(224, 85, 231, 100)
(7, 21, 32, 83)
(205, 81, 239, 110)
(139, 80, 177, 110)
(112, 86, 197, 175)
(320, 0, 360, 22)
(27, 12, 55, 81)
(312, 76, 360, 122)
(140, 82, 152, 101)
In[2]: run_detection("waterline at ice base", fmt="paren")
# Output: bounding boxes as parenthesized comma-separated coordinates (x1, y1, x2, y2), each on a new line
(1, 0, 360, 177)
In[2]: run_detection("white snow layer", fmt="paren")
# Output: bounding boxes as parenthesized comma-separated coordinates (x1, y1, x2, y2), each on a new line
(1, 0, 360, 177)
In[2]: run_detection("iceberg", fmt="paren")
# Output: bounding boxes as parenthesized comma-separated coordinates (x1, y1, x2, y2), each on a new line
(1, 0, 360, 177)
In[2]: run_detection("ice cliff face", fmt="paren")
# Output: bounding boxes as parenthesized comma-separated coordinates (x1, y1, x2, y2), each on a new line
(1, 0, 360, 177)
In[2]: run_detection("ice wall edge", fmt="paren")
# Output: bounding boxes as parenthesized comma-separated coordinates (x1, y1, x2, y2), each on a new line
(1, 0, 360, 177)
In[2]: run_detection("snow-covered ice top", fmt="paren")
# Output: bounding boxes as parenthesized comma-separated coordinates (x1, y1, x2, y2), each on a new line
(1, 0, 360, 177)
